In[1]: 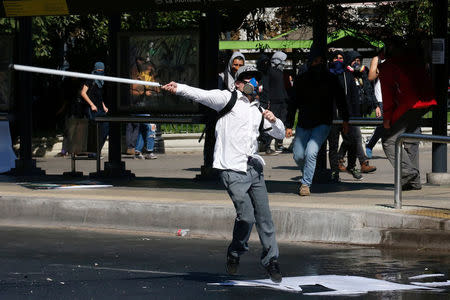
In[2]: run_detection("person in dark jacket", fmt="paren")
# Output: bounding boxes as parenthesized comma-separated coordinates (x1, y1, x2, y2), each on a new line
(326, 50, 349, 182)
(285, 47, 349, 196)
(337, 51, 378, 176)
(257, 52, 289, 155)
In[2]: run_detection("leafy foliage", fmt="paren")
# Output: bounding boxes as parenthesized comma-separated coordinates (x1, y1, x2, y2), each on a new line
(243, 1, 434, 43)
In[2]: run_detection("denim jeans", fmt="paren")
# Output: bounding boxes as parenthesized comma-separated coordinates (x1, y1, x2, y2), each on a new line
(293, 125, 331, 186)
(135, 123, 156, 152)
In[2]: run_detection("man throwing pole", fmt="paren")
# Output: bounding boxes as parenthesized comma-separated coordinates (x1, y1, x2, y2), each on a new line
(161, 66, 284, 283)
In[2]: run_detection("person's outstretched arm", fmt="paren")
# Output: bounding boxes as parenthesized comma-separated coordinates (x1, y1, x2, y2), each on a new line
(162, 82, 229, 112)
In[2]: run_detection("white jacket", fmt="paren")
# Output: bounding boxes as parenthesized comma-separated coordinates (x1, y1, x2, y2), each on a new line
(176, 84, 285, 172)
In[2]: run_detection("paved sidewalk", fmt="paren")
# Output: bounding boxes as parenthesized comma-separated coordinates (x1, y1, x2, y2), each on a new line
(1, 147, 449, 251)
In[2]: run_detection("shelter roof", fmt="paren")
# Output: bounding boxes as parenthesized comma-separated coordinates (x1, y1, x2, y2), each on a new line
(0, 0, 392, 17)
(219, 29, 384, 50)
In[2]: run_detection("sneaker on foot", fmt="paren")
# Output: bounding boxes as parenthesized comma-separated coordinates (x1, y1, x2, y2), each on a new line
(266, 258, 282, 283)
(346, 167, 363, 180)
(299, 184, 310, 196)
(145, 152, 157, 160)
(134, 151, 144, 160)
(226, 255, 239, 275)
(331, 171, 340, 183)
(361, 160, 376, 173)
(126, 148, 135, 155)
(365, 147, 373, 159)
(265, 148, 279, 156)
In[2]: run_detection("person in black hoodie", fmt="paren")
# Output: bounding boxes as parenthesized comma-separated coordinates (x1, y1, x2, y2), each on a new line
(326, 50, 350, 182)
(337, 51, 378, 176)
(256, 53, 277, 155)
(285, 46, 349, 196)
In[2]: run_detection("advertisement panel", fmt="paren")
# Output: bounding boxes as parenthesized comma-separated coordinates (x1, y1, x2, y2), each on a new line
(118, 31, 200, 114)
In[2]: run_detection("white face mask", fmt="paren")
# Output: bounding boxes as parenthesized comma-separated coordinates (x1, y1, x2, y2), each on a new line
(271, 58, 285, 71)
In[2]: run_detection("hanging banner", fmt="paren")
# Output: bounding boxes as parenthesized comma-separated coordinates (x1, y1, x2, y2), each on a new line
(3, 0, 68, 17)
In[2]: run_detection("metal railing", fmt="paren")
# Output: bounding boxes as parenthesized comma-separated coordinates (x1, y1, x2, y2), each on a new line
(394, 133, 450, 209)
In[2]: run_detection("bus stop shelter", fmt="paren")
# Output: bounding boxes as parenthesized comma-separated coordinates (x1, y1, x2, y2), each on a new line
(0, 0, 447, 182)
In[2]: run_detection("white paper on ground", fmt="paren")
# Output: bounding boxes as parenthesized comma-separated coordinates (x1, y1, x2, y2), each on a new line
(0, 121, 16, 173)
(209, 275, 437, 295)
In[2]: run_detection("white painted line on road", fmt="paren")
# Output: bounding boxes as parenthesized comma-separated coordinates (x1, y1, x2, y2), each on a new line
(49, 264, 189, 276)
(409, 273, 445, 280)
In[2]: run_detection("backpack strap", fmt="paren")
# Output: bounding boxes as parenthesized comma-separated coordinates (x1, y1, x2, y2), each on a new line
(217, 90, 238, 118)
(257, 106, 272, 133)
(198, 90, 238, 143)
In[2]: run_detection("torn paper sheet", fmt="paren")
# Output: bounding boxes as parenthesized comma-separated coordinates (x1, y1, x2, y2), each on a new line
(209, 275, 436, 295)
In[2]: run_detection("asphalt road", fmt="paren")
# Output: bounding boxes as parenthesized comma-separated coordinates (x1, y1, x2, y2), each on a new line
(0, 226, 448, 299)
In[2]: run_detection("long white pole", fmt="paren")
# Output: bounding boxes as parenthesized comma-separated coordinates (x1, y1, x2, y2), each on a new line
(10, 64, 161, 87)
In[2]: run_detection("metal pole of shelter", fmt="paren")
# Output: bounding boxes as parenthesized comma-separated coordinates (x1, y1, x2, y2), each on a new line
(97, 13, 134, 178)
(431, 0, 448, 175)
(198, 8, 220, 180)
(11, 16, 44, 176)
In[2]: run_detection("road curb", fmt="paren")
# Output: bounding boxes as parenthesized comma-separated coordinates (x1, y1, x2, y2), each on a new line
(0, 195, 448, 251)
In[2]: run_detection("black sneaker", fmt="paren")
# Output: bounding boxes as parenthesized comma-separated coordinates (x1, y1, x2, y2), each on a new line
(331, 171, 340, 183)
(346, 167, 363, 180)
(226, 255, 239, 275)
(402, 183, 422, 191)
(266, 258, 282, 283)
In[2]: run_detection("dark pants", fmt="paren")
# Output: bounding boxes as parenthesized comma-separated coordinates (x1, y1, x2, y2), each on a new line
(126, 123, 140, 149)
(327, 124, 341, 173)
(87, 109, 109, 151)
(382, 108, 430, 188)
(338, 125, 366, 167)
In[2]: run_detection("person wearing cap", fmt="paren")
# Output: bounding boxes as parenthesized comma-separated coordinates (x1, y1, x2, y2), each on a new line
(80, 62, 109, 156)
(161, 65, 284, 283)
(285, 46, 349, 196)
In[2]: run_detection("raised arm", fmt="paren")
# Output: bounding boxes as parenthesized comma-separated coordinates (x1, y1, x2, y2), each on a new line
(161, 81, 230, 112)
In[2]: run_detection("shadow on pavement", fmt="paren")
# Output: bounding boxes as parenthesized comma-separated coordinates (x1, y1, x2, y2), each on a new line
(1, 173, 393, 195)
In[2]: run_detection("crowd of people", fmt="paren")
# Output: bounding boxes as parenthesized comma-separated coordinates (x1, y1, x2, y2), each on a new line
(215, 47, 384, 196)
(214, 40, 435, 196)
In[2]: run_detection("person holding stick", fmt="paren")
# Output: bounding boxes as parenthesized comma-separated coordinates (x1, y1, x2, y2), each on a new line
(161, 65, 284, 283)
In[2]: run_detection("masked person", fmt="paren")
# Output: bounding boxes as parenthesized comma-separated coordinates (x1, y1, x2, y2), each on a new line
(80, 61, 109, 157)
(326, 50, 348, 182)
(262, 51, 290, 154)
(161, 65, 284, 283)
(337, 51, 378, 177)
(285, 46, 349, 196)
